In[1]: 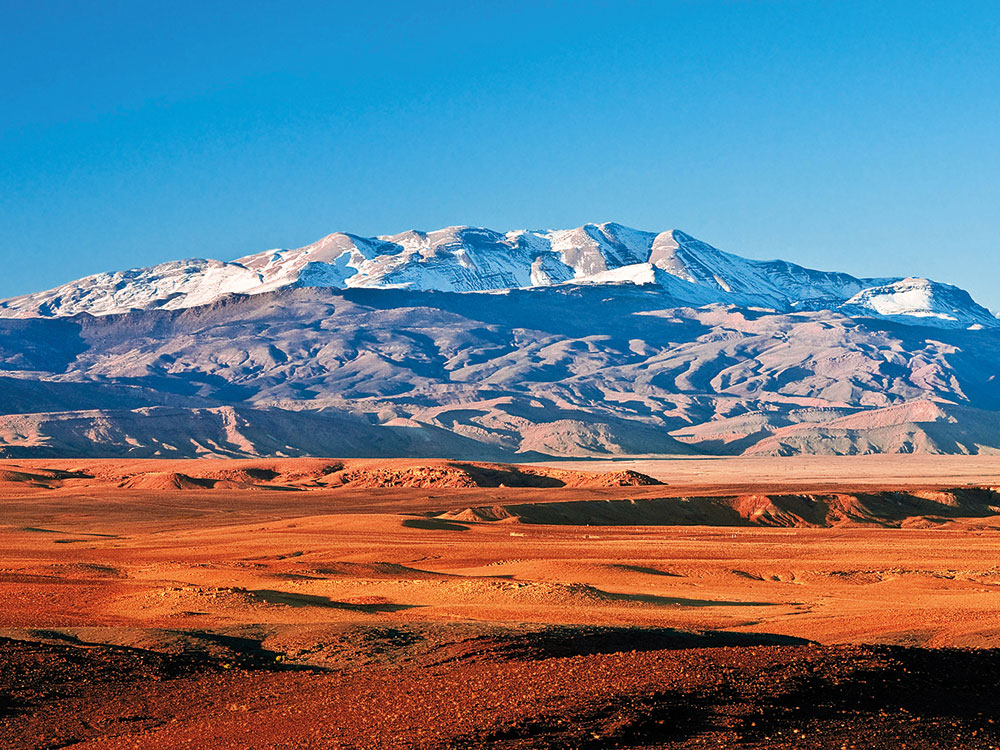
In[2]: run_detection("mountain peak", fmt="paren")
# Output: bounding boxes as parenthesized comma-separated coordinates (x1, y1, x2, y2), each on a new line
(0, 222, 993, 328)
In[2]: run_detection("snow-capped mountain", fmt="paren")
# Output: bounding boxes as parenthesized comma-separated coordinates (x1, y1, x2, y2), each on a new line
(2, 221, 999, 460)
(1, 223, 994, 328)
(841, 278, 996, 328)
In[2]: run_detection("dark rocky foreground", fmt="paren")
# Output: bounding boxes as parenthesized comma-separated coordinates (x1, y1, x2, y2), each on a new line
(3, 627, 1000, 749)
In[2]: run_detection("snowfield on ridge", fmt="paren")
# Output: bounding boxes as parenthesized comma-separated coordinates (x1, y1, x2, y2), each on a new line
(1, 222, 994, 328)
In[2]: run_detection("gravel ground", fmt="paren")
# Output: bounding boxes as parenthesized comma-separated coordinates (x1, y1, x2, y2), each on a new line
(3, 630, 1000, 749)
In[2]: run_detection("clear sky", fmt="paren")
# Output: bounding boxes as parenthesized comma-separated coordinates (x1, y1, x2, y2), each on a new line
(2, 1, 999, 306)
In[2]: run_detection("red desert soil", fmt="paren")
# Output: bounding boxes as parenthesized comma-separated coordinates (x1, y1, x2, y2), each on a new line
(5, 455, 1000, 748)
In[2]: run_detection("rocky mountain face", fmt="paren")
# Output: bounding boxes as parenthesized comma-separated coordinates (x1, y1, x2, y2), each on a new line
(1, 223, 998, 458)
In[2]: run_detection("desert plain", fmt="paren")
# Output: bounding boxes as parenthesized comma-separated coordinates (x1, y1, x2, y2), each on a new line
(5, 455, 1000, 748)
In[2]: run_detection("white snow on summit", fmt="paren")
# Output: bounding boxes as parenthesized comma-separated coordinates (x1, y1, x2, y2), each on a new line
(0, 222, 993, 328)
(4, 259, 262, 318)
(842, 278, 996, 327)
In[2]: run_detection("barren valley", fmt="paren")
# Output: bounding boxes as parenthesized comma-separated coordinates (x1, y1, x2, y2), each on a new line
(4, 456, 1000, 748)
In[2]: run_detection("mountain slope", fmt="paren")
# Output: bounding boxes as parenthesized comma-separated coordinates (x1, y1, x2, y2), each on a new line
(2, 223, 994, 328)
(1, 222, 998, 459)
(1, 284, 1000, 458)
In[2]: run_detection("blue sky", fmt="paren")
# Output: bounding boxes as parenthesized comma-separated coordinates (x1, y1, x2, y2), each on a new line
(2, 1, 998, 306)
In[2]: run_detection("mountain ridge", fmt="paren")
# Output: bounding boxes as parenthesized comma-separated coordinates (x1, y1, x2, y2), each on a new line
(1, 223, 999, 459)
(1, 282, 1000, 459)
(2, 223, 994, 328)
